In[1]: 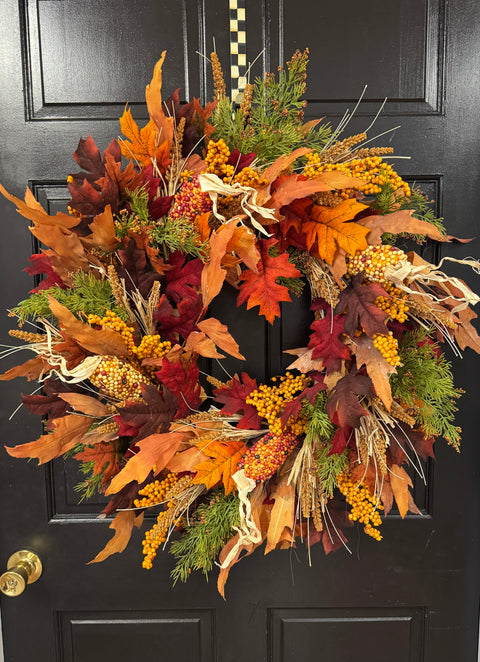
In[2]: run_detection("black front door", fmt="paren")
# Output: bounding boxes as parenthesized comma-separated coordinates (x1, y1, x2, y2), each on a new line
(0, 1, 479, 660)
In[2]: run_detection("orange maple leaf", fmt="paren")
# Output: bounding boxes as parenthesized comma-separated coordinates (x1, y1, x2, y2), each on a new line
(74, 441, 119, 483)
(145, 51, 174, 151)
(237, 238, 301, 324)
(191, 439, 248, 494)
(303, 199, 370, 265)
(89, 510, 143, 564)
(119, 107, 170, 168)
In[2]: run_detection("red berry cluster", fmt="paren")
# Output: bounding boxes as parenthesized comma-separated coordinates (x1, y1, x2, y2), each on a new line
(238, 430, 298, 483)
(169, 174, 212, 222)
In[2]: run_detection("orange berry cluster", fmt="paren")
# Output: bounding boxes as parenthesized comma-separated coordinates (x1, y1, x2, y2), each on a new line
(372, 332, 401, 367)
(88, 311, 136, 354)
(347, 245, 406, 283)
(304, 153, 411, 197)
(233, 167, 268, 188)
(246, 372, 310, 435)
(142, 510, 182, 569)
(239, 429, 299, 483)
(205, 139, 235, 182)
(136, 334, 171, 377)
(375, 283, 409, 323)
(134, 472, 178, 508)
(90, 356, 151, 400)
(169, 174, 213, 222)
(336, 471, 383, 540)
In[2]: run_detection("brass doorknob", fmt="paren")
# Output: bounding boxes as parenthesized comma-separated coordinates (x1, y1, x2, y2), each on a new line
(0, 550, 42, 597)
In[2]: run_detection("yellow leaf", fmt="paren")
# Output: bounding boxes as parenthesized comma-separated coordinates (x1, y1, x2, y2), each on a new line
(303, 199, 369, 265)
(192, 439, 248, 494)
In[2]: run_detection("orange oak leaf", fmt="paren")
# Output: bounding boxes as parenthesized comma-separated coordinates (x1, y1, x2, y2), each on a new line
(48, 296, 128, 356)
(303, 199, 369, 265)
(6, 413, 92, 464)
(350, 335, 396, 409)
(145, 51, 174, 151)
(237, 238, 301, 324)
(184, 331, 225, 358)
(201, 219, 240, 308)
(0, 355, 50, 382)
(106, 431, 185, 495)
(57, 393, 111, 417)
(197, 317, 245, 360)
(89, 510, 144, 564)
(357, 209, 450, 245)
(389, 464, 413, 518)
(191, 439, 248, 494)
(87, 205, 117, 251)
(265, 474, 295, 553)
(0, 184, 78, 228)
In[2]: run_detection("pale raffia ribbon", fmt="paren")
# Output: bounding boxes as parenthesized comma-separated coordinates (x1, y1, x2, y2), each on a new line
(385, 256, 480, 315)
(198, 173, 276, 236)
(219, 469, 262, 569)
(29, 324, 102, 383)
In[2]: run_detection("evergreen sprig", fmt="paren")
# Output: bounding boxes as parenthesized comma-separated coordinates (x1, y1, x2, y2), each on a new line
(73, 459, 106, 502)
(316, 444, 348, 498)
(12, 272, 126, 322)
(374, 183, 447, 244)
(148, 217, 208, 261)
(212, 50, 332, 165)
(391, 328, 462, 448)
(169, 490, 240, 584)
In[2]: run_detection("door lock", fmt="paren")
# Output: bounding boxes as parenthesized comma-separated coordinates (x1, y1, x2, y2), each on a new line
(0, 550, 42, 597)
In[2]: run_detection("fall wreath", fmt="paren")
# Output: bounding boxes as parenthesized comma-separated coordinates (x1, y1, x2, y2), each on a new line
(1, 50, 479, 597)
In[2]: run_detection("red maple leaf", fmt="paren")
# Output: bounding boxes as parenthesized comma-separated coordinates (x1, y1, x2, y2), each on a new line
(237, 238, 301, 324)
(24, 253, 66, 292)
(117, 384, 177, 441)
(164, 252, 203, 303)
(280, 378, 326, 427)
(307, 309, 351, 374)
(154, 293, 203, 341)
(213, 372, 262, 430)
(156, 358, 202, 419)
(334, 273, 389, 338)
(326, 370, 374, 428)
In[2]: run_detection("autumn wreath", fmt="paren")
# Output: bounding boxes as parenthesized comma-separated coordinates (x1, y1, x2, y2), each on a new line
(1, 50, 479, 597)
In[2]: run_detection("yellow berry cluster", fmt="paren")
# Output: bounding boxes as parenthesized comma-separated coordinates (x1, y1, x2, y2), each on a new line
(179, 169, 194, 183)
(304, 153, 411, 197)
(336, 471, 383, 540)
(134, 472, 178, 508)
(90, 356, 151, 400)
(347, 245, 406, 283)
(136, 335, 171, 376)
(238, 429, 298, 483)
(88, 311, 136, 354)
(375, 283, 409, 323)
(246, 372, 310, 435)
(372, 332, 401, 367)
(233, 166, 268, 188)
(205, 139, 235, 182)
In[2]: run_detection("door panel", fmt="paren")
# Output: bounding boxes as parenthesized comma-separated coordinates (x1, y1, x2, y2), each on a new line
(1, 1, 479, 661)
